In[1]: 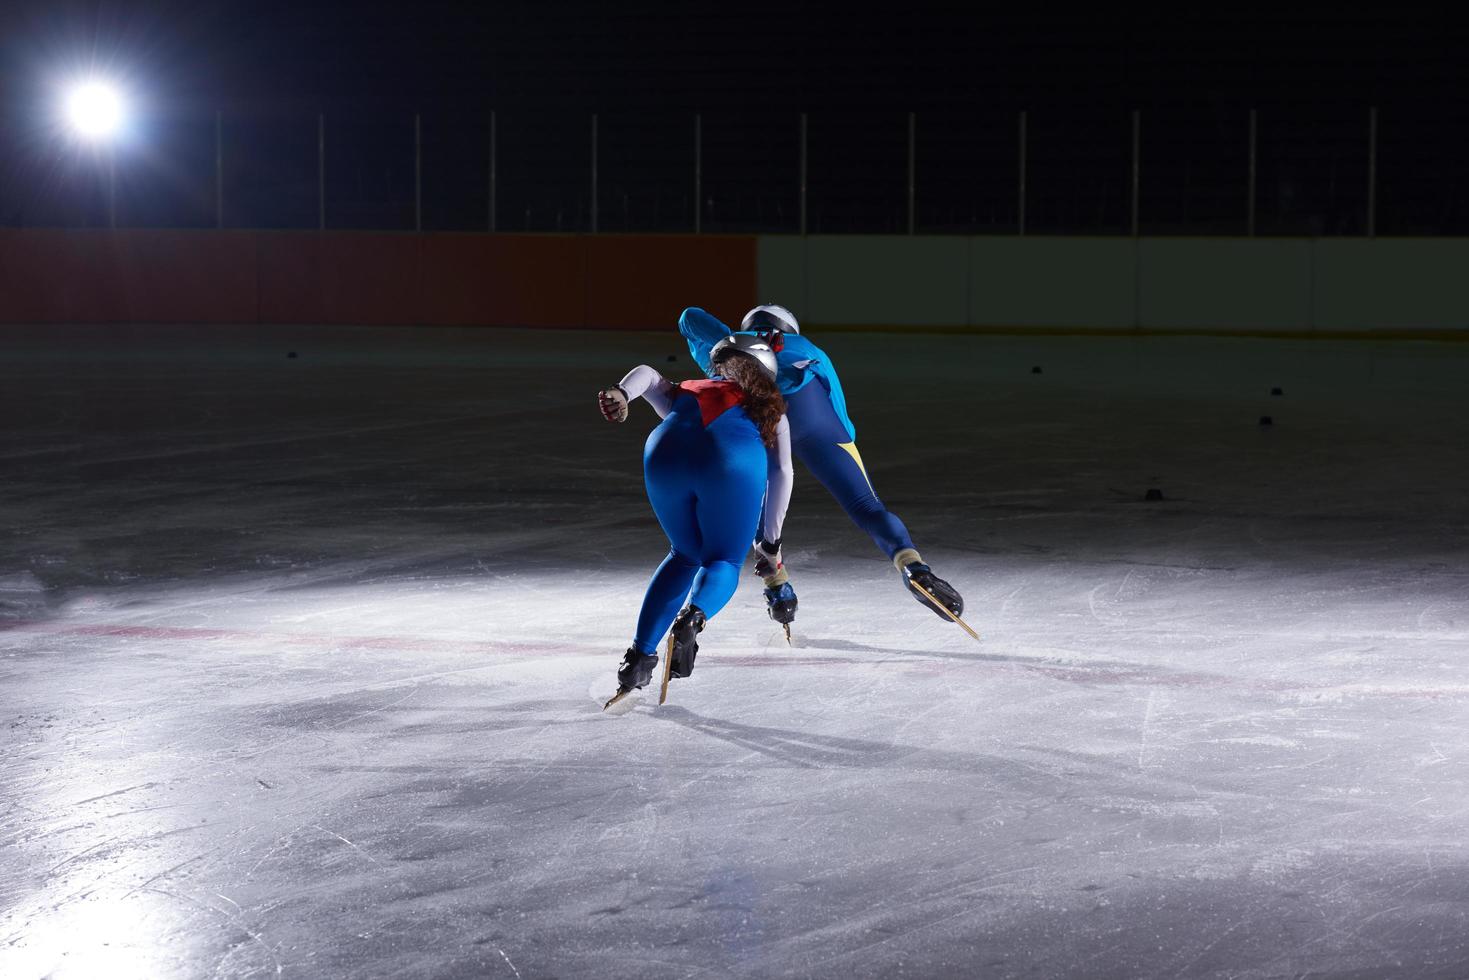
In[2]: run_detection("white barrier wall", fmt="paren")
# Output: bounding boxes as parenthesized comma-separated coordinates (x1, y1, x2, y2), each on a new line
(758, 235, 1469, 334)
(971, 238, 1136, 329)
(806, 236, 969, 327)
(1138, 238, 1313, 331)
(1313, 239, 1469, 331)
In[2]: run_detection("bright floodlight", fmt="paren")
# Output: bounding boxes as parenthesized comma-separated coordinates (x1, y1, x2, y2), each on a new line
(65, 81, 126, 140)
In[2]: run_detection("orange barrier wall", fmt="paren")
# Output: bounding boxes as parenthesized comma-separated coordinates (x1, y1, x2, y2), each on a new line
(0, 230, 758, 329)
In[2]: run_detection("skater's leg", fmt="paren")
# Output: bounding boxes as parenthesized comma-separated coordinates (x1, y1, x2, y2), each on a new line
(686, 428, 766, 618)
(784, 380, 915, 559)
(634, 437, 704, 652)
(795, 438, 964, 619)
(663, 426, 762, 682)
(632, 548, 699, 653)
(794, 437, 915, 559)
(783, 382, 964, 622)
(687, 559, 742, 618)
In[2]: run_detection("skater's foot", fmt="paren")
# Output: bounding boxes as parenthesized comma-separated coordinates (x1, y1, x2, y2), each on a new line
(668, 605, 706, 678)
(893, 549, 964, 620)
(763, 580, 798, 625)
(615, 647, 658, 693)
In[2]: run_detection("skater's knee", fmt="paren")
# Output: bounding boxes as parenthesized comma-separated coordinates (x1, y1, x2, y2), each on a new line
(666, 547, 700, 568)
(840, 492, 887, 522)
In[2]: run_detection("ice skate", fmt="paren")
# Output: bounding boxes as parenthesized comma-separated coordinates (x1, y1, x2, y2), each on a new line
(893, 549, 978, 640)
(892, 548, 962, 619)
(764, 581, 797, 645)
(604, 647, 658, 710)
(903, 562, 963, 619)
(763, 581, 797, 624)
(667, 605, 706, 679)
(658, 605, 706, 705)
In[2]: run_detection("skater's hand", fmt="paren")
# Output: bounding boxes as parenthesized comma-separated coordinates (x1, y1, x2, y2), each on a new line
(752, 537, 783, 579)
(598, 386, 629, 423)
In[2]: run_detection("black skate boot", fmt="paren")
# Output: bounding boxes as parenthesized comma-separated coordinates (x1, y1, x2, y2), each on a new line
(605, 647, 658, 710)
(667, 605, 706, 679)
(614, 647, 658, 693)
(894, 549, 964, 621)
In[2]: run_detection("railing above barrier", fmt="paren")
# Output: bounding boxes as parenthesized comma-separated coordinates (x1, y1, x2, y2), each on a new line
(1, 106, 1457, 237)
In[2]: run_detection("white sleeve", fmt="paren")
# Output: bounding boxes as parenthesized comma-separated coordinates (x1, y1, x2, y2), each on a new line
(618, 365, 677, 419)
(761, 415, 793, 543)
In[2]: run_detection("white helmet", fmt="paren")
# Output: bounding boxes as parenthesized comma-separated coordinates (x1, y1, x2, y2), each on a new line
(710, 334, 779, 380)
(741, 303, 800, 335)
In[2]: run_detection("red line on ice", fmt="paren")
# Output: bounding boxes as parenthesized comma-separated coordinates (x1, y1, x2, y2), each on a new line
(1, 621, 591, 657)
(4, 621, 1466, 698)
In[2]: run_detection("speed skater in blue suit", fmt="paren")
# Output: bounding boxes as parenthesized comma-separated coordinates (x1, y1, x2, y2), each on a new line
(597, 334, 793, 706)
(679, 303, 965, 629)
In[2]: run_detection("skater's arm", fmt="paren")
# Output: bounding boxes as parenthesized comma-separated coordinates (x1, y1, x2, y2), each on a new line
(761, 416, 793, 543)
(617, 364, 677, 417)
(678, 307, 732, 377)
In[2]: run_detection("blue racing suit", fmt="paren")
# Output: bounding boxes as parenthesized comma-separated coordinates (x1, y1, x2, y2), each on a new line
(679, 307, 915, 559)
(632, 381, 770, 653)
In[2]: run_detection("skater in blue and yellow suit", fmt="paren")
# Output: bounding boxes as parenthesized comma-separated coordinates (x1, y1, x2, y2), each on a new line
(597, 335, 792, 706)
(679, 304, 964, 628)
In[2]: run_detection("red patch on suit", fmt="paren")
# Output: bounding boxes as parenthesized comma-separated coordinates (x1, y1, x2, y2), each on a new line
(677, 379, 746, 427)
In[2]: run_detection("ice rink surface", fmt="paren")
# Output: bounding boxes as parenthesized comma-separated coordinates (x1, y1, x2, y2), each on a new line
(2, 323, 1468, 979)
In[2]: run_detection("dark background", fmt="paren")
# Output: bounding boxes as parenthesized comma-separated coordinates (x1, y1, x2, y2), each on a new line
(0, 2, 1464, 234)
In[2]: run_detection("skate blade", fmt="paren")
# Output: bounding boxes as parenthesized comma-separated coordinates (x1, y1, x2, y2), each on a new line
(658, 634, 674, 705)
(783, 623, 792, 646)
(603, 689, 635, 712)
(907, 578, 981, 642)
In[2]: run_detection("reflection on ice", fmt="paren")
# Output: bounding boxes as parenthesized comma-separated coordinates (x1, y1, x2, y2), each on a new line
(2, 890, 202, 980)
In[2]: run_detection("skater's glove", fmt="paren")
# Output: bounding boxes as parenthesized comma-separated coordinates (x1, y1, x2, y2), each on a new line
(597, 385, 629, 423)
(752, 537, 784, 580)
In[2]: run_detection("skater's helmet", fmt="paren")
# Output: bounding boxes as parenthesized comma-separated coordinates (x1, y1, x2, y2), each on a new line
(741, 303, 800, 335)
(710, 334, 779, 381)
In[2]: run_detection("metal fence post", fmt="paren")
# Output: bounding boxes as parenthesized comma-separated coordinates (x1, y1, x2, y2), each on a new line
(590, 113, 599, 233)
(106, 149, 117, 229)
(488, 111, 497, 232)
(215, 109, 223, 228)
(1248, 108, 1257, 236)
(1367, 106, 1378, 237)
(317, 112, 325, 230)
(414, 112, 422, 232)
(1018, 110, 1027, 236)
(907, 111, 916, 235)
(1130, 109, 1141, 237)
(799, 112, 808, 235)
(694, 113, 702, 234)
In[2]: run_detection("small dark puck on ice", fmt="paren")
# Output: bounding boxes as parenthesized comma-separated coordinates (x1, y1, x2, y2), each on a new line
(1144, 488, 1165, 501)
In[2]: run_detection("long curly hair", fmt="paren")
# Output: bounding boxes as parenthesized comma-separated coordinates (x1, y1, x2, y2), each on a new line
(713, 351, 786, 447)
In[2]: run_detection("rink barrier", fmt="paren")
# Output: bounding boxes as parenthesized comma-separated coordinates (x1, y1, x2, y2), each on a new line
(757, 235, 1469, 336)
(6, 230, 1467, 336)
(0, 230, 758, 328)
(790, 323, 1469, 343)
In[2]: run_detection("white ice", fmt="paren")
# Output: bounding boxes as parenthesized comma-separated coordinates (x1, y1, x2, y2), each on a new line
(2, 325, 1468, 978)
